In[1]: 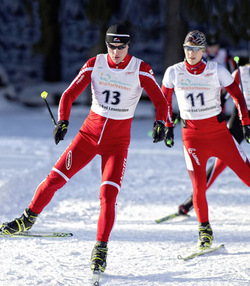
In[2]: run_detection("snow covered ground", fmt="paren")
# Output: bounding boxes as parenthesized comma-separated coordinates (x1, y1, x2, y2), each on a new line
(1, 95, 250, 286)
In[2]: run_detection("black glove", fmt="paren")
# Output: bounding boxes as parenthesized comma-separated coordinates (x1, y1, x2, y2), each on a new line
(242, 125, 250, 144)
(152, 120, 166, 143)
(53, 120, 69, 145)
(164, 127, 174, 148)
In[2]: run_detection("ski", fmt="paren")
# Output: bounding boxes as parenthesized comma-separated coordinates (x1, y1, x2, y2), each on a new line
(92, 270, 101, 286)
(155, 213, 190, 223)
(177, 244, 224, 261)
(0, 231, 73, 238)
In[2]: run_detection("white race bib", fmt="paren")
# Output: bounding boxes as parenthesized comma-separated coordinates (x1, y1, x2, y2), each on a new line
(172, 62, 223, 120)
(90, 54, 143, 119)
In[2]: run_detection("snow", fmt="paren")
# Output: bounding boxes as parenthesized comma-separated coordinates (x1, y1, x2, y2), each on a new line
(1, 96, 250, 286)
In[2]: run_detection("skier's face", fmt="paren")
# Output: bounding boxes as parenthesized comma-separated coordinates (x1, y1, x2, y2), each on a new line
(184, 41, 204, 65)
(107, 43, 129, 64)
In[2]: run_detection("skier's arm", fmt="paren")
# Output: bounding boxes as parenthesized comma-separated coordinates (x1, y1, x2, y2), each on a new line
(225, 80, 250, 143)
(233, 70, 240, 86)
(218, 65, 250, 126)
(225, 81, 250, 126)
(139, 61, 172, 124)
(58, 57, 96, 121)
(53, 57, 96, 144)
(161, 85, 174, 127)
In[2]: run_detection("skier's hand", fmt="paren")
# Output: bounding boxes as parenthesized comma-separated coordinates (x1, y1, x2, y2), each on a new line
(53, 120, 69, 145)
(152, 120, 166, 143)
(164, 127, 174, 148)
(242, 125, 250, 144)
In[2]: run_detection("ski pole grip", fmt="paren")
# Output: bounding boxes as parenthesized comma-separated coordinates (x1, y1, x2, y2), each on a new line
(41, 91, 57, 127)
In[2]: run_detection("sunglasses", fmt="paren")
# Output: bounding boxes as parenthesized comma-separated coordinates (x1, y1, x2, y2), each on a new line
(183, 45, 204, 52)
(106, 43, 128, 50)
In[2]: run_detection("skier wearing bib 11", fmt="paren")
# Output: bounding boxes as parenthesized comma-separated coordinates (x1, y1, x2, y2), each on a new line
(162, 30, 250, 249)
(168, 60, 250, 221)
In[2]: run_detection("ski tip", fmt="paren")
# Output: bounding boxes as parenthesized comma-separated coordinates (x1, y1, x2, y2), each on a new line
(178, 243, 225, 261)
(155, 213, 190, 223)
(217, 243, 225, 250)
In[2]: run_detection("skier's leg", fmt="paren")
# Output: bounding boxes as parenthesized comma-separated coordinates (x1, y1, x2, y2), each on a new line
(179, 107, 244, 213)
(29, 134, 97, 214)
(96, 150, 128, 243)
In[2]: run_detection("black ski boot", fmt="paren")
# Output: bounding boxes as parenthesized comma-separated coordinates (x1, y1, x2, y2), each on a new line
(91, 241, 108, 273)
(198, 222, 213, 249)
(0, 208, 38, 235)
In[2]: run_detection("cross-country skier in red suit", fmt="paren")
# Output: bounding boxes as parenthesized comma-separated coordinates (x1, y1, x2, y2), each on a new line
(0, 24, 171, 273)
(168, 61, 250, 218)
(162, 30, 250, 249)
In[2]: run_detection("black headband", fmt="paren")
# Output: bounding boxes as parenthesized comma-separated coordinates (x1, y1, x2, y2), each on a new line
(105, 24, 130, 44)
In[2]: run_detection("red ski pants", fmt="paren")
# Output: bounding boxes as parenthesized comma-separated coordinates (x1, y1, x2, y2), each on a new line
(182, 117, 250, 223)
(29, 118, 129, 242)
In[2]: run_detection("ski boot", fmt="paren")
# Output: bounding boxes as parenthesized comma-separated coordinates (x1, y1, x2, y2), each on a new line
(198, 222, 213, 249)
(91, 241, 108, 273)
(0, 208, 38, 235)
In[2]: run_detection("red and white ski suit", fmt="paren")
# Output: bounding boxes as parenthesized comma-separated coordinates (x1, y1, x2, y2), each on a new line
(29, 53, 170, 242)
(162, 59, 250, 223)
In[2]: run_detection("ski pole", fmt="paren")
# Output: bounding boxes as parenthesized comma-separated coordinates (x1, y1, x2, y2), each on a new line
(41, 91, 57, 127)
(234, 56, 244, 95)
